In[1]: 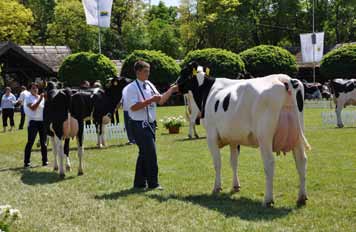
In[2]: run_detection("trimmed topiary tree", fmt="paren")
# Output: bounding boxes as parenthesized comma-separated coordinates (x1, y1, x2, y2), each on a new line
(58, 52, 117, 86)
(181, 48, 245, 79)
(239, 45, 298, 77)
(320, 44, 356, 80)
(120, 50, 180, 85)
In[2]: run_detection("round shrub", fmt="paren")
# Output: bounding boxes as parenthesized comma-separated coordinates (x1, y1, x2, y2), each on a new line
(181, 48, 245, 79)
(239, 45, 297, 77)
(120, 50, 180, 85)
(320, 44, 356, 80)
(58, 52, 117, 86)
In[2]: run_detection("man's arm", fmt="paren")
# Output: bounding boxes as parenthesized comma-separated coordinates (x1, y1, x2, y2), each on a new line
(130, 95, 161, 111)
(27, 94, 44, 111)
(158, 85, 178, 105)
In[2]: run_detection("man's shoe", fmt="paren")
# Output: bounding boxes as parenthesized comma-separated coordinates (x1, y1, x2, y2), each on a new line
(148, 185, 163, 191)
(24, 163, 32, 169)
(42, 162, 49, 166)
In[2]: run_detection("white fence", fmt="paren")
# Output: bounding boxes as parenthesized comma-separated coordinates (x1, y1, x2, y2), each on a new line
(321, 111, 356, 126)
(83, 123, 127, 142)
(305, 100, 333, 109)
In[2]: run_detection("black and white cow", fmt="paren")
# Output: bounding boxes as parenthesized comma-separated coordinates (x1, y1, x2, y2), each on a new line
(329, 78, 356, 128)
(44, 77, 130, 177)
(176, 62, 310, 207)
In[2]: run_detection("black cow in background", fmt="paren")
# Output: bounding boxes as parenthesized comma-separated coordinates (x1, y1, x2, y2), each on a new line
(44, 77, 130, 178)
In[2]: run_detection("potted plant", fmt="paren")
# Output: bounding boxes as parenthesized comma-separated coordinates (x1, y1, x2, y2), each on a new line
(160, 116, 185, 134)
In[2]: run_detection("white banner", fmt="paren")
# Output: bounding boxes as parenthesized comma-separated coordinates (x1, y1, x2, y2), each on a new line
(300, 32, 324, 63)
(82, 0, 113, 28)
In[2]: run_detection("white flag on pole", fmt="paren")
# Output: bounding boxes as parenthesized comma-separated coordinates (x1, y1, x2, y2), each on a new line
(300, 32, 324, 63)
(82, 0, 113, 28)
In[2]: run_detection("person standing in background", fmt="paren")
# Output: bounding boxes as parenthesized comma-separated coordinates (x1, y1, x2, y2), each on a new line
(23, 83, 47, 168)
(1, 87, 16, 132)
(17, 86, 30, 130)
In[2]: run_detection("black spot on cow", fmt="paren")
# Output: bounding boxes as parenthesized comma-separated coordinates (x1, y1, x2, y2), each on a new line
(214, 100, 219, 112)
(291, 79, 299, 89)
(222, 93, 231, 112)
(296, 90, 303, 112)
(284, 82, 289, 91)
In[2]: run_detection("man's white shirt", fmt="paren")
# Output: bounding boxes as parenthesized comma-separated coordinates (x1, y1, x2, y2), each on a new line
(126, 79, 159, 123)
(24, 94, 44, 121)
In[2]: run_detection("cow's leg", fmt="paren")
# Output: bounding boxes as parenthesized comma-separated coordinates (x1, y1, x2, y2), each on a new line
(77, 121, 84, 176)
(259, 142, 275, 207)
(230, 144, 240, 193)
(293, 143, 308, 206)
(50, 136, 58, 171)
(55, 136, 65, 178)
(64, 138, 71, 171)
(335, 102, 344, 128)
(207, 132, 222, 193)
(188, 119, 195, 139)
(101, 123, 106, 147)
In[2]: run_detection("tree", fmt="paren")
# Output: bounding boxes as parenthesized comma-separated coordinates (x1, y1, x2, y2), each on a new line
(46, 0, 98, 52)
(0, 0, 34, 44)
(25, 0, 55, 44)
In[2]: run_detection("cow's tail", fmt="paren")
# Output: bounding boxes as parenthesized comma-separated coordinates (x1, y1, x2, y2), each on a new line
(289, 79, 311, 151)
(183, 93, 191, 121)
(64, 88, 72, 137)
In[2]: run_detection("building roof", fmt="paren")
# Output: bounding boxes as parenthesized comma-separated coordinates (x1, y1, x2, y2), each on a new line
(0, 41, 55, 77)
(20, 45, 71, 72)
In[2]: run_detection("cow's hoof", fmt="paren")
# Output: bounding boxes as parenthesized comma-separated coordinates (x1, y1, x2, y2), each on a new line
(78, 171, 84, 176)
(66, 166, 71, 172)
(297, 195, 308, 207)
(263, 200, 274, 208)
(337, 124, 344, 128)
(231, 185, 241, 193)
(188, 135, 192, 139)
(59, 173, 65, 179)
(195, 135, 199, 139)
(212, 187, 222, 194)
(53, 166, 58, 171)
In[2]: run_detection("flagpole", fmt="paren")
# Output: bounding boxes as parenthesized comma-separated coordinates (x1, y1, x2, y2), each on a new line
(97, 0, 101, 54)
(312, 0, 315, 83)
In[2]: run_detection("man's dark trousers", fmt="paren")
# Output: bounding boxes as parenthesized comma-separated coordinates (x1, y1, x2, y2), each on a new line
(24, 120, 48, 166)
(123, 111, 135, 144)
(131, 120, 158, 188)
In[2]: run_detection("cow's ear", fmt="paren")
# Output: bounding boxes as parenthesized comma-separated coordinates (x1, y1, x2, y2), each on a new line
(205, 67, 210, 76)
(44, 80, 47, 88)
(192, 68, 197, 76)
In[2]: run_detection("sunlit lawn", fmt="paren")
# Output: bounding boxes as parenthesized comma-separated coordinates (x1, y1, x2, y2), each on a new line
(0, 106, 356, 231)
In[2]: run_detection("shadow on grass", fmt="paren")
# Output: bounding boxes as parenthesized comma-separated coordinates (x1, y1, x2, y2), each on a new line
(20, 170, 75, 185)
(147, 193, 294, 220)
(175, 136, 206, 142)
(33, 143, 131, 152)
(95, 188, 146, 200)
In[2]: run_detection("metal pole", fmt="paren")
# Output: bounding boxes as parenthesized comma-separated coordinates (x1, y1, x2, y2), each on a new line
(97, 0, 101, 54)
(312, 0, 315, 83)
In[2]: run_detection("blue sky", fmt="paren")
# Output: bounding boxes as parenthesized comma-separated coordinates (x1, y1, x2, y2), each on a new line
(151, 0, 179, 7)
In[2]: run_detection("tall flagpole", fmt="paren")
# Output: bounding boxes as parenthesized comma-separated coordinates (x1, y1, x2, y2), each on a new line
(312, 0, 315, 83)
(97, 0, 102, 54)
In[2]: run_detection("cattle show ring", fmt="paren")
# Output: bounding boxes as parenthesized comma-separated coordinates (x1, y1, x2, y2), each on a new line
(1, 0, 356, 231)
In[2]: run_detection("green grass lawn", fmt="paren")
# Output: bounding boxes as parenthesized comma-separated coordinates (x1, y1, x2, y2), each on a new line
(1, 106, 356, 231)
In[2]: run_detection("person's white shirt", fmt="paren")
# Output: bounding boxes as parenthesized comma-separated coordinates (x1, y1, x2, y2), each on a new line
(126, 79, 159, 123)
(18, 90, 30, 106)
(122, 85, 130, 111)
(24, 94, 44, 121)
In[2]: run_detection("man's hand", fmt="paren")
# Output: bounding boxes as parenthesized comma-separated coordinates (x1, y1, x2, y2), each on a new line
(170, 85, 179, 93)
(150, 95, 162, 103)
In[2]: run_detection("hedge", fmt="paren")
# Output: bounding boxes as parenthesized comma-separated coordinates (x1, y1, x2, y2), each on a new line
(58, 52, 117, 86)
(181, 48, 245, 79)
(120, 50, 180, 85)
(239, 45, 298, 77)
(320, 44, 356, 80)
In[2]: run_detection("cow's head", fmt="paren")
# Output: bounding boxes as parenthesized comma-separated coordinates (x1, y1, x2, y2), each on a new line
(176, 61, 207, 94)
(106, 76, 131, 99)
